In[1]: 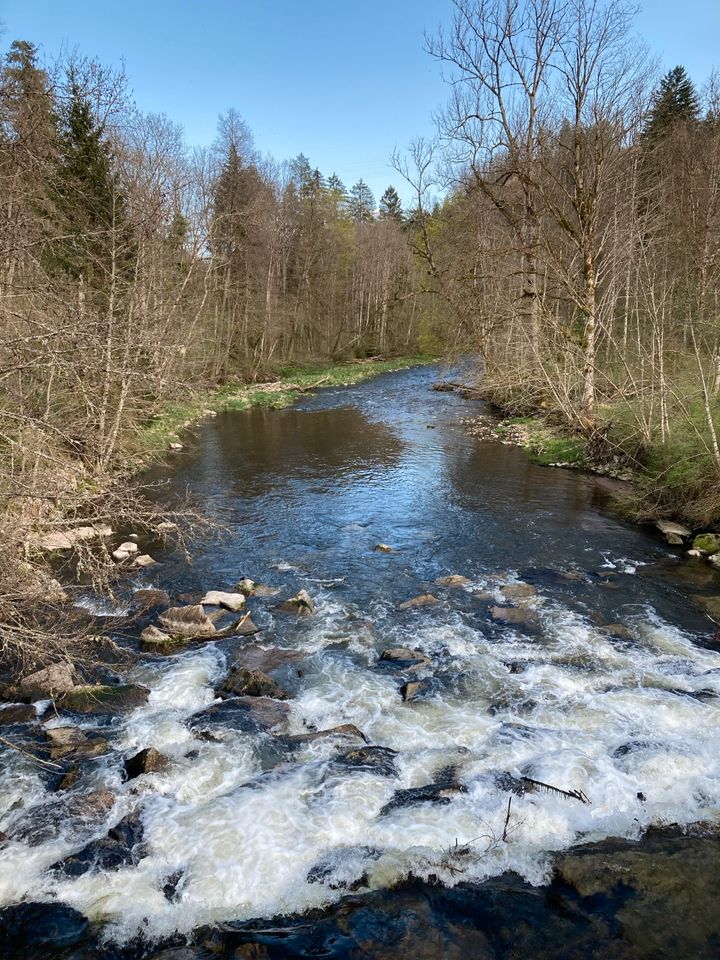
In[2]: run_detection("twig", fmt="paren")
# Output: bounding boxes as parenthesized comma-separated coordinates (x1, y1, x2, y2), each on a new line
(502, 795, 512, 841)
(0, 734, 63, 770)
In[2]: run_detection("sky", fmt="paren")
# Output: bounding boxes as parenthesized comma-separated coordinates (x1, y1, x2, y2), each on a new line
(0, 0, 718, 204)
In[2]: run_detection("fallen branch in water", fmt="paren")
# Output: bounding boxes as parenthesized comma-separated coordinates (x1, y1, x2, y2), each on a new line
(522, 776, 590, 804)
(0, 734, 63, 770)
(502, 796, 512, 841)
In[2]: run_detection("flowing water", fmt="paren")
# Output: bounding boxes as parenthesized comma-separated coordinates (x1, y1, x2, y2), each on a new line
(2, 364, 720, 951)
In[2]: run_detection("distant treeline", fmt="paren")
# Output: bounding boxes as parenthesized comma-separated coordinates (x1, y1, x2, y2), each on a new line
(0, 39, 448, 533)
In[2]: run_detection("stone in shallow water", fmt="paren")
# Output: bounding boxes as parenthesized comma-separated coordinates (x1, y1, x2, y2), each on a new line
(201, 590, 246, 611)
(124, 747, 170, 780)
(490, 605, 537, 625)
(435, 574, 471, 587)
(219, 668, 289, 700)
(279, 589, 315, 615)
(16, 662, 75, 700)
(398, 594, 440, 611)
(59, 683, 149, 715)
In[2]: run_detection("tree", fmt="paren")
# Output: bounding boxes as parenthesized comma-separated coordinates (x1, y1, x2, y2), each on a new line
(44, 81, 129, 292)
(379, 185, 404, 222)
(644, 65, 699, 140)
(348, 179, 375, 221)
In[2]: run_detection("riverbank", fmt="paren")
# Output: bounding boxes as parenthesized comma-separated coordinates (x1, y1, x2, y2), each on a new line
(441, 378, 720, 547)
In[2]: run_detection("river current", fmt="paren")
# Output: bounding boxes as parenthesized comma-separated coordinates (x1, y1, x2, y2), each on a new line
(1, 363, 720, 947)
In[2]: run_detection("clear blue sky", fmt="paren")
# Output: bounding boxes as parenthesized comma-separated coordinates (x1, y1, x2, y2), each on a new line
(1, 1, 718, 203)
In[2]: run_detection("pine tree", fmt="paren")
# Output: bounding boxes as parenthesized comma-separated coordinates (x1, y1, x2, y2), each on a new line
(0, 40, 57, 162)
(348, 179, 375, 222)
(44, 81, 129, 292)
(644, 66, 699, 140)
(379, 185, 404, 222)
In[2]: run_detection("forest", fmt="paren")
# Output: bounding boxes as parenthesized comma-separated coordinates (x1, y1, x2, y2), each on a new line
(1, 0, 719, 658)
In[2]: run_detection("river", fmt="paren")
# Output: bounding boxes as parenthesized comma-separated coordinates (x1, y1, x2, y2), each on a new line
(1, 363, 719, 958)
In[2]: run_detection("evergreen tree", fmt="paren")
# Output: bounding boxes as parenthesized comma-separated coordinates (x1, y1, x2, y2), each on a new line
(348, 179, 375, 222)
(0, 40, 57, 160)
(379, 185, 404, 222)
(644, 66, 700, 140)
(44, 82, 129, 292)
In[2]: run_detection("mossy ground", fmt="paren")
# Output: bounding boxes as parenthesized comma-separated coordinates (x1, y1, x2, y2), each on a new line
(506, 417, 588, 468)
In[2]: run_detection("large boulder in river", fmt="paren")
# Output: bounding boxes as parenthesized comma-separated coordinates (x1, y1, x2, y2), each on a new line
(500, 582, 537, 601)
(59, 683, 149, 715)
(380, 648, 432, 671)
(16, 662, 75, 700)
(219, 668, 289, 700)
(201, 590, 246, 612)
(159, 604, 217, 638)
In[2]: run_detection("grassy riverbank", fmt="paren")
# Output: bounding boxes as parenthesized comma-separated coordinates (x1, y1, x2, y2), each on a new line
(466, 385, 720, 529)
(136, 356, 435, 460)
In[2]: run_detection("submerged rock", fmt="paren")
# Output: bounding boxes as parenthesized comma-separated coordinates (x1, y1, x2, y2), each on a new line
(0, 703, 36, 725)
(201, 590, 246, 612)
(284, 723, 367, 745)
(159, 604, 217, 638)
(380, 779, 467, 815)
(435, 574, 471, 587)
(59, 683, 149, 715)
(133, 588, 171, 609)
(490, 605, 537, 625)
(374, 543, 393, 553)
(189, 696, 290, 735)
(380, 647, 431, 671)
(336, 745, 398, 777)
(51, 810, 146, 879)
(398, 594, 440, 611)
(9, 789, 116, 845)
(219, 668, 289, 700)
(124, 747, 170, 780)
(500, 582, 537, 601)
